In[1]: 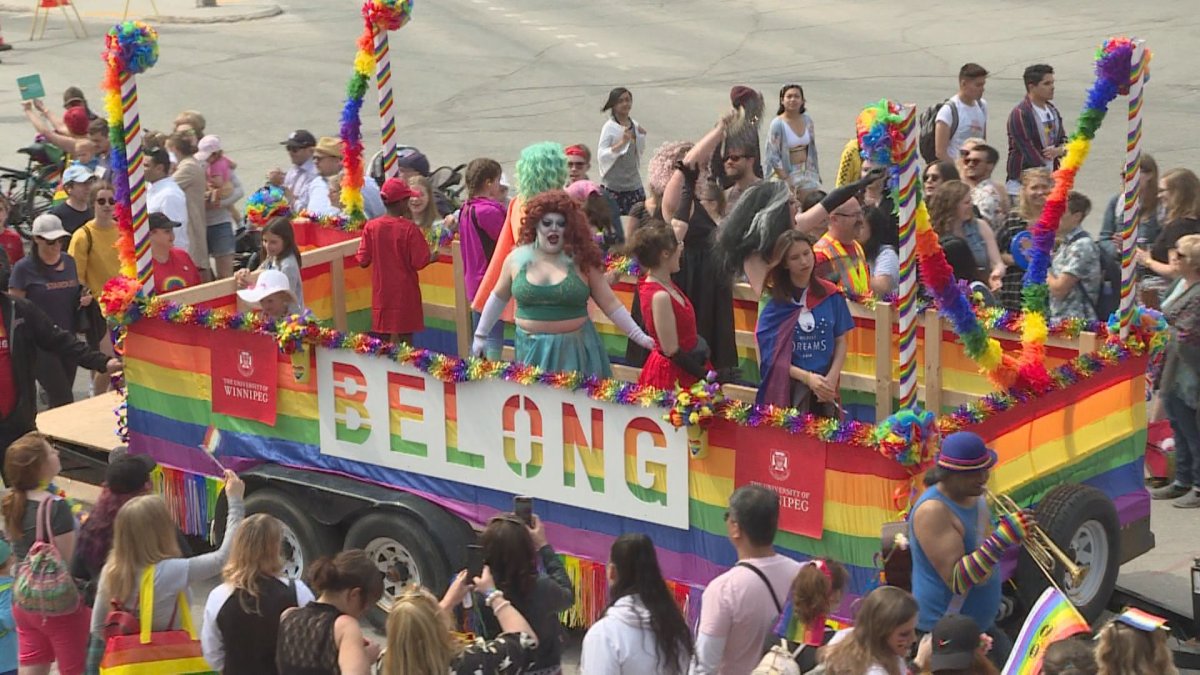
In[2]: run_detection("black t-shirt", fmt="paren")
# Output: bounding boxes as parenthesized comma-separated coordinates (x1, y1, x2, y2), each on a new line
(49, 202, 93, 235)
(1152, 217, 1200, 263)
(14, 496, 74, 560)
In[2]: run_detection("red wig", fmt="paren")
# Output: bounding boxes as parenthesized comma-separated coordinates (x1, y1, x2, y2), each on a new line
(519, 190, 603, 273)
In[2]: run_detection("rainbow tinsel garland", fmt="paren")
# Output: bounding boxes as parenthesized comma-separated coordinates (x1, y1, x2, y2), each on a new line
(101, 284, 1154, 467)
(101, 21, 159, 280)
(665, 372, 724, 429)
(1013, 37, 1149, 392)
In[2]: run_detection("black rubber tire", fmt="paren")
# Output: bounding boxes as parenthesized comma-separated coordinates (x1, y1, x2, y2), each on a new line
(1015, 484, 1121, 622)
(244, 488, 342, 579)
(344, 510, 449, 629)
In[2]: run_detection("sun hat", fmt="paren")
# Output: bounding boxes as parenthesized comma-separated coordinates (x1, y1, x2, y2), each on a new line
(936, 431, 998, 472)
(195, 135, 223, 162)
(237, 269, 296, 305)
(313, 137, 343, 159)
(929, 614, 982, 671)
(31, 214, 70, 240)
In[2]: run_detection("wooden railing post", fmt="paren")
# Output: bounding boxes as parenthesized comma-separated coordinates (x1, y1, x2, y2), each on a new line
(923, 311, 943, 414)
(451, 242, 472, 357)
(331, 255, 348, 332)
(874, 301, 893, 422)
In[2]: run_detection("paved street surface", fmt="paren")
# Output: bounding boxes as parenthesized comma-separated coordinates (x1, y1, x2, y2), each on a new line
(5, 0, 1199, 671)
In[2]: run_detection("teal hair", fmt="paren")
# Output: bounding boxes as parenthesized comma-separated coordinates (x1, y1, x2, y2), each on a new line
(516, 142, 568, 201)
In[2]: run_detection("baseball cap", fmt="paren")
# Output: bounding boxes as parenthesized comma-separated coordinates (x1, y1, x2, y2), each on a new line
(195, 135, 223, 162)
(148, 212, 181, 230)
(106, 454, 157, 495)
(396, 148, 430, 176)
(936, 431, 998, 472)
(63, 86, 87, 107)
(237, 269, 296, 305)
(31, 214, 70, 240)
(63, 163, 96, 185)
(929, 614, 982, 671)
(64, 106, 90, 136)
(565, 179, 602, 202)
(313, 136, 343, 159)
(281, 129, 317, 149)
(380, 177, 416, 204)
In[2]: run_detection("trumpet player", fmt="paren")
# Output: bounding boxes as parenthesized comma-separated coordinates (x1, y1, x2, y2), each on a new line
(910, 431, 1035, 668)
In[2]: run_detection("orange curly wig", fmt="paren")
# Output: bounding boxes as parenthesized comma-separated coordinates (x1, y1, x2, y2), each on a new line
(519, 190, 603, 273)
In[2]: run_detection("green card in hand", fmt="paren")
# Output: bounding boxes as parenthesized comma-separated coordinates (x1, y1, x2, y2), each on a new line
(18, 74, 46, 101)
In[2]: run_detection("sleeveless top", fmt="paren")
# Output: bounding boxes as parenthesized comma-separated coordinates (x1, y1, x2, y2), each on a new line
(217, 576, 300, 675)
(639, 278, 699, 354)
(908, 486, 1002, 632)
(960, 219, 990, 270)
(511, 251, 590, 322)
(275, 601, 342, 675)
(783, 121, 811, 150)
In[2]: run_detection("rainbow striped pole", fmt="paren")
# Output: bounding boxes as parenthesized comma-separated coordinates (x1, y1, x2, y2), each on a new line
(894, 105, 919, 410)
(1119, 39, 1147, 340)
(120, 71, 154, 291)
(373, 26, 398, 179)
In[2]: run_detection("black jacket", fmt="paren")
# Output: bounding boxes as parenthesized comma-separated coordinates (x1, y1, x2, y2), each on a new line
(0, 293, 111, 451)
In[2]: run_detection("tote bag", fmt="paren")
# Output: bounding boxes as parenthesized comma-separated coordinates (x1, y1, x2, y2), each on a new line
(99, 565, 215, 675)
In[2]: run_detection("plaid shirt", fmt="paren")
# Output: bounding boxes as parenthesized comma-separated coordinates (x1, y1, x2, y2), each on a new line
(995, 213, 1029, 310)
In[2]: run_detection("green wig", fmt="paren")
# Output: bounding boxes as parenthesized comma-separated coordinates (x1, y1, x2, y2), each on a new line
(516, 142, 568, 201)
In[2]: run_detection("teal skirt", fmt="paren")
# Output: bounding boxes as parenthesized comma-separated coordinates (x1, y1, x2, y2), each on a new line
(515, 321, 613, 378)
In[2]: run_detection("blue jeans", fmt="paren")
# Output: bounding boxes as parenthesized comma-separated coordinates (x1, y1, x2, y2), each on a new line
(1166, 390, 1200, 487)
(471, 311, 505, 360)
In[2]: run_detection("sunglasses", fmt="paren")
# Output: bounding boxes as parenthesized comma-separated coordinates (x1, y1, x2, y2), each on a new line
(962, 158, 984, 166)
(567, 161, 588, 168)
(95, 198, 117, 205)
(724, 154, 746, 162)
(34, 236, 64, 245)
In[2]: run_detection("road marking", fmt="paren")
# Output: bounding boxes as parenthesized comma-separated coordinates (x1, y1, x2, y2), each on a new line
(574, 41, 597, 48)
(556, 33, 576, 38)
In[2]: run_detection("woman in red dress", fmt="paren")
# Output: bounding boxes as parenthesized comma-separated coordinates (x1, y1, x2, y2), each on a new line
(629, 220, 710, 389)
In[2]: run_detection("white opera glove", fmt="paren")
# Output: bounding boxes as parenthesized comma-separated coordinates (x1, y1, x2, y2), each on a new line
(610, 306, 655, 351)
(473, 292, 506, 357)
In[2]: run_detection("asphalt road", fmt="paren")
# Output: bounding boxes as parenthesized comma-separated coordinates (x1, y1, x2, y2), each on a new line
(3, 0, 1200, 216)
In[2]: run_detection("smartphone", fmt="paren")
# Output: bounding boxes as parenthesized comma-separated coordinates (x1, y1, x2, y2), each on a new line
(513, 496, 534, 527)
(465, 544, 484, 580)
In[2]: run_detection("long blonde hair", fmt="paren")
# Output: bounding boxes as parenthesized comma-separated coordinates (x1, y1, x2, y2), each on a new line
(1018, 167, 1054, 221)
(1095, 622, 1177, 675)
(99, 495, 182, 602)
(820, 586, 917, 675)
(1161, 168, 1200, 224)
(222, 514, 284, 612)
(407, 176, 436, 230)
(380, 587, 459, 674)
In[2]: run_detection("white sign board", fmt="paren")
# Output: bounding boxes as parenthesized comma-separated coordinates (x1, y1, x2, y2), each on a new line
(316, 348, 690, 528)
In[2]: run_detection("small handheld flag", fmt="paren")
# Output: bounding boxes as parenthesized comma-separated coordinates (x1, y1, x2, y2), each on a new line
(1002, 587, 1090, 675)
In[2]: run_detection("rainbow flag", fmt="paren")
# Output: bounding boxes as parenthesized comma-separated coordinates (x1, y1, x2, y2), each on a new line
(1002, 587, 1090, 675)
(1113, 607, 1168, 632)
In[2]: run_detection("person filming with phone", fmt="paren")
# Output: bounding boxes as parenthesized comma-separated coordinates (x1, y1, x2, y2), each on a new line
(478, 498, 574, 674)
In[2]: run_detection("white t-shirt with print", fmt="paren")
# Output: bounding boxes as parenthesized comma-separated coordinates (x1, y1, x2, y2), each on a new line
(935, 95, 988, 161)
(1032, 103, 1056, 169)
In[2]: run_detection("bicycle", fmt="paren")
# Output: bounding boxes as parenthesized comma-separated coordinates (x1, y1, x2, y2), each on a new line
(2, 140, 64, 239)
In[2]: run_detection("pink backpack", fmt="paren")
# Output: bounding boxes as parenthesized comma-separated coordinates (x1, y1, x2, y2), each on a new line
(14, 497, 80, 615)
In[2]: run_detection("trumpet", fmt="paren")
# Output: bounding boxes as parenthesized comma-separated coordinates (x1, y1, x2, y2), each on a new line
(984, 489, 1089, 591)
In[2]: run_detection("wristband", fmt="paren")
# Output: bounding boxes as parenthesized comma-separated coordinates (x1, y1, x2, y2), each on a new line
(485, 589, 504, 607)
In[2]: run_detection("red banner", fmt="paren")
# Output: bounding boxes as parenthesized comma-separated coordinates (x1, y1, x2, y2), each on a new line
(210, 331, 278, 425)
(734, 426, 827, 538)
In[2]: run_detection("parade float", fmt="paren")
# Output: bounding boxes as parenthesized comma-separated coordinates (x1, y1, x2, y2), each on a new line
(67, 14, 1159, 629)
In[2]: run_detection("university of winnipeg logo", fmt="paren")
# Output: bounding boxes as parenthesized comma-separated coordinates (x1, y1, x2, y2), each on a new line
(769, 449, 790, 481)
(237, 350, 255, 378)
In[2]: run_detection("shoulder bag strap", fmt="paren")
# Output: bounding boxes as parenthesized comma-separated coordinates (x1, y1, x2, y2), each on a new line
(34, 497, 51, 544)
(737, 561, 783, 615)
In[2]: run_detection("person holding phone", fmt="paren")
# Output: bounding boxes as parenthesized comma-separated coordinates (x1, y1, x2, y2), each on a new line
(598, 87, 648, 217)
(479, 511, 573, 672)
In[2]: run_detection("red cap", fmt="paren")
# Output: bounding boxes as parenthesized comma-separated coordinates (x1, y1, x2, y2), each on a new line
(380, 177, 417, 204)
(565, 144, 587, 158)
(64, 106, 90, 136)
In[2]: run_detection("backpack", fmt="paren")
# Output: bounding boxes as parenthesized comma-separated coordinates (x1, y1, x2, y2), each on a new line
(1093, 241, 1121, 321)
(15, 497, 81, 616)
(918, 99, 957, 163)
(752, 639, 805, 675)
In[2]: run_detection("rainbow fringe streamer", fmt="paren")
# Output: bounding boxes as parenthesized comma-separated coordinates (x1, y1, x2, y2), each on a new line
(152, 464, 225, 540)
(557, 555, 696, 629)
(340, 0, 415, 223)
(101, 21, 158, 280)
(1014, 37, 1149, 391)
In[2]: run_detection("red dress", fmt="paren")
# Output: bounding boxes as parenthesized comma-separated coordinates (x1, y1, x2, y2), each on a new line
(356, 215, 433, 334)
(637, 277, 703, 389)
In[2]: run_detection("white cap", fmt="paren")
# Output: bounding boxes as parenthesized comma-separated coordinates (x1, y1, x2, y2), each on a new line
(499, 172, 511, 188)
(237, 269, 296, 305)
(31, 214, 70, 241)
(195, 135, 222, 162)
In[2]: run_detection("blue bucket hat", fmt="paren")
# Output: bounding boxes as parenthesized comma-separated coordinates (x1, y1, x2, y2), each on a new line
(936, 431, 998, 472)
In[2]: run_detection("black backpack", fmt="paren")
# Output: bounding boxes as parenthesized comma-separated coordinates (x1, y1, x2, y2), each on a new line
(1093, 239, 1121, 321)
(918, 99, 957, 163)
